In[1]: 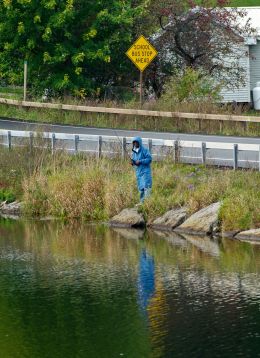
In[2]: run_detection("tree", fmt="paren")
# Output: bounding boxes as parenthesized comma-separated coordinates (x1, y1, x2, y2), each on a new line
(146, 0, 255, 97)
(0, 0, 145, 97)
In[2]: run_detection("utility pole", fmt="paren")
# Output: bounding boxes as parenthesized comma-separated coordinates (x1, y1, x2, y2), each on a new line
(23, 60, 28, 101)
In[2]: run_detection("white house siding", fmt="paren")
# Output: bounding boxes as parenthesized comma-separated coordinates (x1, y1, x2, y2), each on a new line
(250, 40, 260, 91)
(220, 44, 251, 103)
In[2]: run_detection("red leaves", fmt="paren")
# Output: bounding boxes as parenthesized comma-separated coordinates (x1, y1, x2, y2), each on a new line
(150, 0, 255, 92)
(160, 8, 171, 17)
(217, 0, 230, 7)
(187, 0, 196, 8)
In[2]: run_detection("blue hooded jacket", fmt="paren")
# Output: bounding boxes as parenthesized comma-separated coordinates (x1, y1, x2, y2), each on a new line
(132, 137, 152, 191)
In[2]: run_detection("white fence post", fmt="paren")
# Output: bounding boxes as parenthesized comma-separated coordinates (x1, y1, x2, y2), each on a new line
(7, 131, 11, 150)
(233, 144, 238, 170)
(122, 137, 127, 159)
(51, 133, 56, 155)
(29, 132, 33, 153)
(174, 140, 179, 163)
(259, 145, 260, 172)
(74, 135, 79, 154)
(98, 136, 102, 158)
(148, 139, 152, 154)
(201, 142, 207, 165)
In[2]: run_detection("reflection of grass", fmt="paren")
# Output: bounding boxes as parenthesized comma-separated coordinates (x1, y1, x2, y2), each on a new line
(6, 219, 260, 275)
(2, 219, 260, 358)
(0, 220, 152, 358)
(147, 231, 260, 274)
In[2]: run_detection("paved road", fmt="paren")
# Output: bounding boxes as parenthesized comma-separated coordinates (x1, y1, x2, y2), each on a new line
(1, 118, 260, 169)
(1, 117, 260, 145)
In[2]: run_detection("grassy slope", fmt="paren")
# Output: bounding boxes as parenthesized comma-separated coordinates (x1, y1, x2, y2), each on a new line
(1, 145, 260, 232)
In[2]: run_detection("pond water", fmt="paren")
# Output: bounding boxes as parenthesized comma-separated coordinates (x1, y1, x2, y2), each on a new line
(1, 219, 260, 358)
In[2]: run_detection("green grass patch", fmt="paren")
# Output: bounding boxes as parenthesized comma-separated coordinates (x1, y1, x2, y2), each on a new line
(0, 86, 23, 100)
(230, 0, 260, 5)
(0, 188, 15, 203)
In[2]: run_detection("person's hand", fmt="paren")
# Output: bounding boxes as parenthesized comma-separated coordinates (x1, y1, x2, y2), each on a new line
(135, 160, 140, 166)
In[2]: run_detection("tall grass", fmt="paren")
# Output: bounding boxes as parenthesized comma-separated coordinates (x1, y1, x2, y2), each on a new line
(22, 154, 137, 220)
(1, 144, 260, 232)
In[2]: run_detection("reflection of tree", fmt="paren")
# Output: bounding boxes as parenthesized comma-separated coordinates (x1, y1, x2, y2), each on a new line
(0, 266, 152, 358)
(21, 221, 143, 267)
(159, 267, 260, 358)
(0, 223, 152, 358)
(148, 279, 169, 358)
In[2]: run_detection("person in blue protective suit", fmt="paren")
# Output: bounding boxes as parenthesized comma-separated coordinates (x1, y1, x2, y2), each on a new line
(131, 137, 152, 203)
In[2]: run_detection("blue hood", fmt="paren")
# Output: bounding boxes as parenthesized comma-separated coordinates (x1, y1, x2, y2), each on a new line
(132, 136, 142, 147)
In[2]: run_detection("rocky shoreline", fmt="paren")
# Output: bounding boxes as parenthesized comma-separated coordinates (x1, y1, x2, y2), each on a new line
(0, 201, 22, 220)
(2, 200, 260, 244)
(109, 202, 260, 244)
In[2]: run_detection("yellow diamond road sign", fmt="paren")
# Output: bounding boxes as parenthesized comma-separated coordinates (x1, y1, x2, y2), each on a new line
(126, 35, 158, 72)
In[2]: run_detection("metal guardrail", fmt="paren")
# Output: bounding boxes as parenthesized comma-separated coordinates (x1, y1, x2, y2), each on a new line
(0, 129, 260, 170)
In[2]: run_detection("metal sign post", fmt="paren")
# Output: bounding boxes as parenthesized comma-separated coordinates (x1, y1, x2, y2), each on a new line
(140, 71, 143, 106)
(24, 60, 28, 101)
(126, 35, 158, 108)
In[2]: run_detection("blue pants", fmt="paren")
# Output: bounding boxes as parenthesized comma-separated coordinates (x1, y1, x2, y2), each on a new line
(140, 188, 151, 203)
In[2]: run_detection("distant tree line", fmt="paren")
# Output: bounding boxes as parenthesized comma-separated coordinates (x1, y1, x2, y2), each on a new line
(0, 0, 146, 98)
(0, 0, 255, 99)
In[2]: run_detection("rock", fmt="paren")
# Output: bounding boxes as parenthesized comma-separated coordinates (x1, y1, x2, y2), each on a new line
(112, 227, 145, 240)
(222, 231, 241, 239)
(150, 207, 187, 231)
(150, 230, 188, 247)
(175, 202, 221, 236)
(110, 208, 145, 228)
(0, 201, 22, 217)
(180, 233, 220, 257)
(0, 214, 21, 220)
(235, 229, 260, 243)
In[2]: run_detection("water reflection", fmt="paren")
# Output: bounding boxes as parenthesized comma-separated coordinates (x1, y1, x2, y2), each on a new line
(138, 249, 155, 313)
(1, 219, 260, 357)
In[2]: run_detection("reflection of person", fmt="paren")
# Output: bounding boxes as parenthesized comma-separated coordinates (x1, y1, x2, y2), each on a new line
(137, 249, 155, 313)
(131, 137, 152, 203)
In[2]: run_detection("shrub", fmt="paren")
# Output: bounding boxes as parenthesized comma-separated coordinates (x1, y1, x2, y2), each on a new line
(159, 68, 222, 108)
(23, 174, 49, 217)
(22, 158, 138, 220)
(0, 188, 16, 203)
